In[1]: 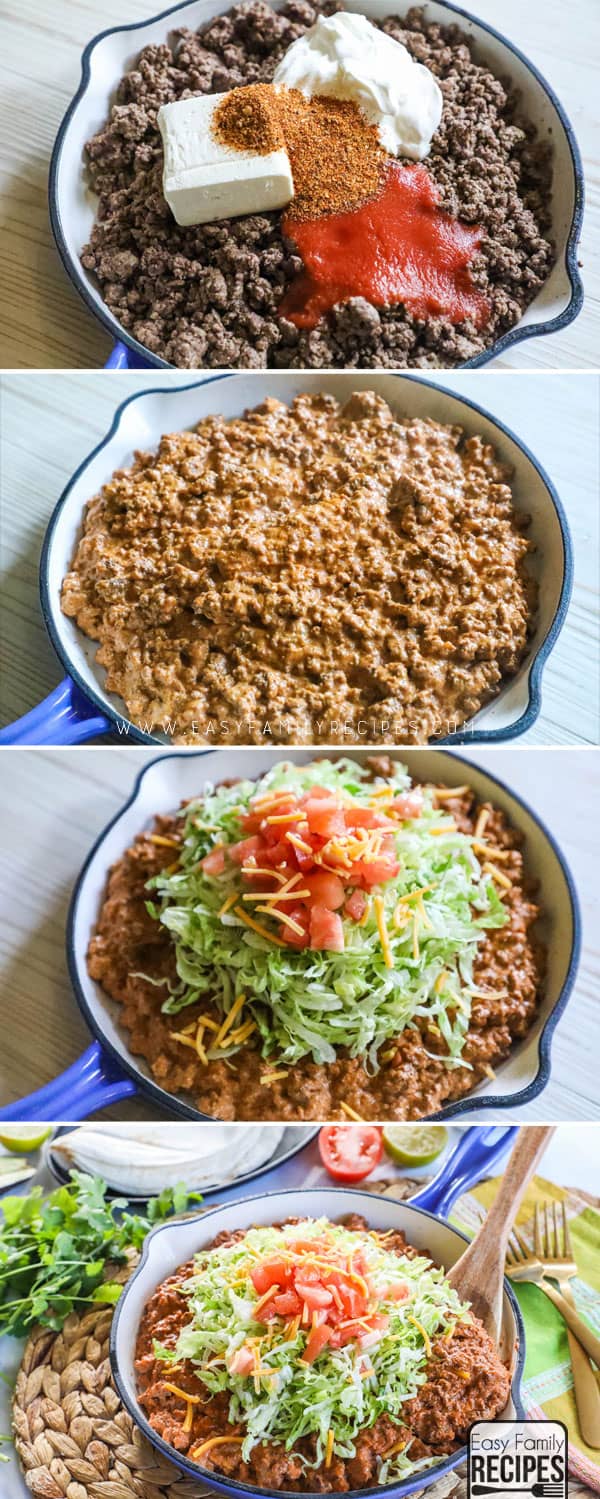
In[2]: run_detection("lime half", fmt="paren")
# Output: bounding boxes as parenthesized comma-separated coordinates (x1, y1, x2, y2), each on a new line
(0, 1125, 53, 1155)
(382, 1124, 448, 1167)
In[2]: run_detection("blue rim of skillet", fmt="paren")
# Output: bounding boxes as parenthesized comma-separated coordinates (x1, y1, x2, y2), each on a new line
(65, 746, 582, 1122)
(109, 1186, 527, 1498)
(47, 0, 585, 371)
(39, 372, 574, 748)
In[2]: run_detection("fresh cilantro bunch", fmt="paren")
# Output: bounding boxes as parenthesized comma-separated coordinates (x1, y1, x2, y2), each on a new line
(0, 1171, 202, 1339)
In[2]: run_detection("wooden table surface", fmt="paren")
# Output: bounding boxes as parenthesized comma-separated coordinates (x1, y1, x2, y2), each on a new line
(1, 370, 598, 745)
(0, 745, 598, 1123)
(0, 0, 598, 370)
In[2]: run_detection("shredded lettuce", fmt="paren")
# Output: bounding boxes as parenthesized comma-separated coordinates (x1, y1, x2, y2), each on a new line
(146, 758, 508, 1070)
(158, 1217, 469, 1479)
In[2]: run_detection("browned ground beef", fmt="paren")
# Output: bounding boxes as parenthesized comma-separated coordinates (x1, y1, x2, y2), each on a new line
(87, 770, 544, 1120)
(60, 392, 536, 745)
(134, 1219, 510, 1490)
(81, 1, 553, 369)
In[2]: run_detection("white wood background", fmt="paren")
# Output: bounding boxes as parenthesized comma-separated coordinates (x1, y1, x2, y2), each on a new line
(0, 0, 597, 371)
(1, 371, 598, 745)
(0, 745, 598, 1123)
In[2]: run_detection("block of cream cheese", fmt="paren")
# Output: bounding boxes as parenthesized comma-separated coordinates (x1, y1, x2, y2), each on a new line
(158, 93, 294, 227)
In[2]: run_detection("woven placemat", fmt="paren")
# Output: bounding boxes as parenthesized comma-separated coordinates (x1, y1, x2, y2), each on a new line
(11, 1256, 211, 1499)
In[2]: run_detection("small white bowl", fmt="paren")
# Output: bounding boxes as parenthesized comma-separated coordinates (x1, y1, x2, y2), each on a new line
(32, 371, 572, 747)
(48, 0, 584, 370)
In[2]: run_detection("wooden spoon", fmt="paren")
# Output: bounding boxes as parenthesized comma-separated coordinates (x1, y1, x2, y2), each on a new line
(447, 1125, 554, 1339)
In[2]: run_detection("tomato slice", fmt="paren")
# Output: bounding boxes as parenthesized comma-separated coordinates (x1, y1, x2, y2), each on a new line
(318, 1125, 383, 1182)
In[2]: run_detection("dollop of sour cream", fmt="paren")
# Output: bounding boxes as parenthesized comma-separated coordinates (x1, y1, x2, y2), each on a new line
(273, 12, 443, 161)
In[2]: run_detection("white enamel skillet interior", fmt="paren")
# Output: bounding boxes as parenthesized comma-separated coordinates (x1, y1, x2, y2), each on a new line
(49, 0, 584, 370)
(66, 746, 581, 1121)
(39, 370, 573, 746)
(110, 1185, 525, 1499)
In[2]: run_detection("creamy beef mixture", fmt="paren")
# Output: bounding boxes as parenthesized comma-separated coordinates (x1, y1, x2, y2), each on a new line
(87, 767, 543, 1121)
(135, 1218, 510, 1491)
(81, 1, 554, 369)
(61, 391, 536, 745)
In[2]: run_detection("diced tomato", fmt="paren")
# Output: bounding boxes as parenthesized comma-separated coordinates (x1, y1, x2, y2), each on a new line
(344, 889, 367, 922)
(286, 1238, 332, 1257)
(302, 871, 345, 910)
(270, 1290, 303, 1317)
(250, 1258, 290, 1296)
(229, 834, 265, 865)
(295, 1281, 333, 1309)
(309, 906, 344, 952)
(344, 806, 394, 830)
(301, 1324, 333, 1364)
(227, 1346, 254, 1376)
(292, 843, 316, 873)
(263, 840, 295, 868)
(239, 810, 265, 834)
(384, 1281, 411, 1302)
(201, 847, 226, 876)
(353, 854, 400, 887)
(319, 1125, 383, 1182)
(390, 792, 423, 819)
(303, 795, 346, 839)
(279, 904, 311, 948)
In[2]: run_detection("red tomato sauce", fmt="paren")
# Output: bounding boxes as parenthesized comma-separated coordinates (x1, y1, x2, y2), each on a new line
(279, 162, 490, 331)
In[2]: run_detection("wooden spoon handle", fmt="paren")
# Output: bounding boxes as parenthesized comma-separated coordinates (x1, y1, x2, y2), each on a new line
(447, 1126, 554, 1334)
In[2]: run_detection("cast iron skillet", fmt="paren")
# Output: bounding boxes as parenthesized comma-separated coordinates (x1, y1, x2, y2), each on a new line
(48, 0, 584, 370)
(0, 372, 573, 747)
(0, 748, 581, 1124)
(111, 1146, 524, 1499)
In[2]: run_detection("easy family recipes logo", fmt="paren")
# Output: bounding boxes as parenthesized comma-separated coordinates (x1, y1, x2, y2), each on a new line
(468, 1421, 567, 1499)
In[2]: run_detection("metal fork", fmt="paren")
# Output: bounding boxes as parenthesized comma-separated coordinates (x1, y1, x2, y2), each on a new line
(507, 1202, 600, 1448)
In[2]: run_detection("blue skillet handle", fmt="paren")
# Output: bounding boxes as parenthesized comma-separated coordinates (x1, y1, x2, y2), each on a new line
(0, 1042, 137, 1122)
(0, 679, 110, 745)
(408, 1126, 518, 1219)
(105, 340, 153, 370)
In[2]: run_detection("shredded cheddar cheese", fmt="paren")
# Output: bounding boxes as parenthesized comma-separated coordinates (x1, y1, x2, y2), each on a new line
(374, 895, 394, 969)
(407, 1315, 432, 1358)
(234, 907, 287, 946)
(214, 991, 247, 1048)
(218, 891, 239, 917)
(190, 1434, 244, 1460)
(339, 1101, 366, 1122)
(482, 861, 512, 890)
